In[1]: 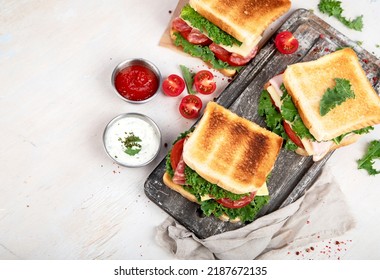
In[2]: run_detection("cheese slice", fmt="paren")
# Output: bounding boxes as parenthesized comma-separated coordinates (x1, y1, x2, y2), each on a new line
(200, 182, 268, 201)
(256, 182, 269, 196)
(218, 36, 261, 57)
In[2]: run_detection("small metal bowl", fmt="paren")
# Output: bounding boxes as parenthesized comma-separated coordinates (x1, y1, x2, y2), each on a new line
(111, 58, 161, 104)
(103, 113, 162, 167)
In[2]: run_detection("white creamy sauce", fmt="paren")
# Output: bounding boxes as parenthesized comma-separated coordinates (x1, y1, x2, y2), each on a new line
(104, 116, 160, 166)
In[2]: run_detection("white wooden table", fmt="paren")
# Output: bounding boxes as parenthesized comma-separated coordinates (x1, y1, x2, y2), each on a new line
(1, 0, 379, 259)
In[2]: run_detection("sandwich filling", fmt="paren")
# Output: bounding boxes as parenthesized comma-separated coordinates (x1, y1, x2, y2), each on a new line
(171, 4, 259, 71)
(259, 73, 374, 161)
(165, 129, 270, 223)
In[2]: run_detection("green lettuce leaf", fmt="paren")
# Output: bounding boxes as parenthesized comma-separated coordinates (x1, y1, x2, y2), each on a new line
(184, 166, 249, 201)
(180, 4, 242, 47)
(201, 195, 270, 223)
(173, 32, 241, 71)
(280, 85, 315, 140)
(258, 90, 298, 151)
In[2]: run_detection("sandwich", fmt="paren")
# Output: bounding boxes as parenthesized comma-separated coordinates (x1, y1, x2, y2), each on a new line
(258, 48, 380, 161)
(163, 102, 283, 223)
(170, 0, 291, 77)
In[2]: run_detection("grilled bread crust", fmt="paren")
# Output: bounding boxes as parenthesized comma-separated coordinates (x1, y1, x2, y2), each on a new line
(162, 172, 240, 223)
(183, 102, 283, 194)
(283, 48, 380, 142)
(189, 0, 291, 43)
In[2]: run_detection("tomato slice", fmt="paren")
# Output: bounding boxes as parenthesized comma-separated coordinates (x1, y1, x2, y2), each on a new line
(162, 74, 185, 97)
(193, 70, 216, 95)
(274, 31, 299, 54)
(217, 192, 256, 209)
(179, 95, 203, 119)
(283, 121, 304, 149)
(170, 138, 185, 170)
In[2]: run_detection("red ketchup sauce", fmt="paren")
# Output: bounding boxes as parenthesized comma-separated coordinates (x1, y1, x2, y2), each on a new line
(114, 65, 158, 101)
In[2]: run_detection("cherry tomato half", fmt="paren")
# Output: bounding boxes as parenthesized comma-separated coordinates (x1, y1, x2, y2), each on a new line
(274, 31, 299, 54)
(162, 74, 185, 97)
(283, 121, 304, 149)
(216, 192, 256, 209)
(193, 70, 216, 95)
(170, 138, 185, 170)
(179, 95, 203, 119)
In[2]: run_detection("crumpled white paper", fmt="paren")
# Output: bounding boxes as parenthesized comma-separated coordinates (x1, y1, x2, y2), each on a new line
(156, 168, 356, 259)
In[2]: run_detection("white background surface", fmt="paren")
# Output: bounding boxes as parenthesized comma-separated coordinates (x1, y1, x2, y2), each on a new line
(1, 0, 379, 260)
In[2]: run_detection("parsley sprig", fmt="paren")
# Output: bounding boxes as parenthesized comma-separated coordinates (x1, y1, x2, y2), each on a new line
(118, 132, 142, 156)
(320, 78, 355, 116)
(318, 0, 363, 31)
(357, 140, 380, 175)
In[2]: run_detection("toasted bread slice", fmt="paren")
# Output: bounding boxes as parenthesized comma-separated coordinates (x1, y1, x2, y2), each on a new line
(169, 29, 236, 77)
(189, 0, 291, 44)
(283, 48, 380, 142)
(163, 172, 240, 223)
(183, 102, 283, 194)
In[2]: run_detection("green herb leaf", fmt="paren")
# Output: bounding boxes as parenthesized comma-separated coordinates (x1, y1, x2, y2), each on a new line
(280, 85, 315, 140)
(119, 132, 142, 156)
(125, 147, 141, 156)
(180, 65, 196, 94)
(318, 0, 363, 31)
(357, 140, 380, 175)
(258, 90, 283, 134)
(180, 4, 242, 47)
(320, 78, 355, 116)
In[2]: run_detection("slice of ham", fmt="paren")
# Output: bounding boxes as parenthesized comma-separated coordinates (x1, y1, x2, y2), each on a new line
(269, 74, 284, 97)
(172, 17, 210, 45)
(228, 45, 258, 66)
(186, 29, 212, 45)
(172, 17, 192, 33)
(172, 155, 186, 185)
(171, 17, 257, 66)
(311, 141, 334, 161)
(209, 43, 258, 66)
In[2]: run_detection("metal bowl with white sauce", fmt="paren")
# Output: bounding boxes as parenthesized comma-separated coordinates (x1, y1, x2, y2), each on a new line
(103, 113, 162, 167)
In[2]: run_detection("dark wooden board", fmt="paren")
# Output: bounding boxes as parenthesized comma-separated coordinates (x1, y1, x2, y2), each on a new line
(144, 9, 380, 239)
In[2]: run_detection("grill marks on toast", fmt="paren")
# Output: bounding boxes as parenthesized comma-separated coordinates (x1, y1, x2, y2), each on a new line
(183, 102, 282, 194)
(189, 0, 291, 43)
(234, 132, 269, 184)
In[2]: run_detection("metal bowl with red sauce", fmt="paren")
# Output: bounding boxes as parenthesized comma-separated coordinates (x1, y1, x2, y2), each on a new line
(111, 58, 161, 103)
